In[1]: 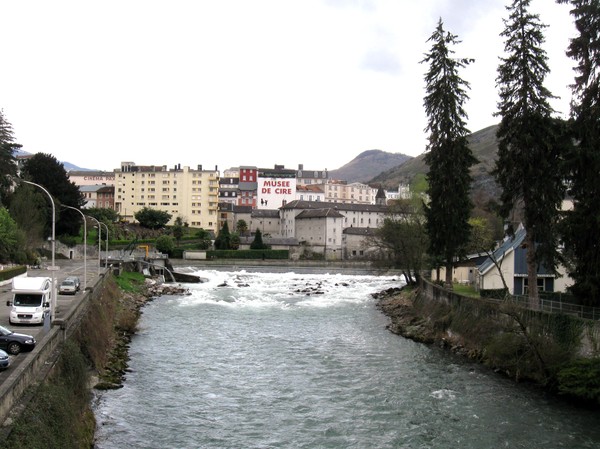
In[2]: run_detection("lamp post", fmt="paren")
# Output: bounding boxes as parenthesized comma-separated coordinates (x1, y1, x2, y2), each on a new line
(86, 216, 102, 273)
(62, 205, 87, 291)
(99, 222, 109, 267)
(21, 180, 57, 323)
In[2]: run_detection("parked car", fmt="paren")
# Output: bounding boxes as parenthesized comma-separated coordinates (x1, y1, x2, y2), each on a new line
(0, 325, 36, 355)
(59, 278, 78, 295)
(0, 349, 10, 370)
(66, 276, 81, 292)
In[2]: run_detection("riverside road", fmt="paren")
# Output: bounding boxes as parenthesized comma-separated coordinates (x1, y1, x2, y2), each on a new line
(0, 259, 104, 378)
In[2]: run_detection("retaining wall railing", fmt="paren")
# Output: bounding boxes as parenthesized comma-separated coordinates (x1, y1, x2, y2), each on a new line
(421, 277, 600, 320)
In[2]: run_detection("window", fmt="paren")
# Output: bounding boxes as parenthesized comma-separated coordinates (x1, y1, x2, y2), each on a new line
(524, 278, 548, 295)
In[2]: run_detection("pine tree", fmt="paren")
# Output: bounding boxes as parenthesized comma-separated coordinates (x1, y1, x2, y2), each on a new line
(556, 0, 600, 305)
(495, 0, 566, 306)
(422, 19, 477, 287)
(214, 222, 232, 250)
(0, 109, 18, 206)
(250, 228, 268, 250)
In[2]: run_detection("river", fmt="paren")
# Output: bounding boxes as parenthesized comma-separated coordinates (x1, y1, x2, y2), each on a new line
(93, 268, 600, 448)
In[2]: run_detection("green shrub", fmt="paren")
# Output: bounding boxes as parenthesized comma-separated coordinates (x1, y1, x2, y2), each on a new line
(58, 235, 78, 247)
(480, 288, 508, 299)
(0, 265, 26, 282)
(557, 358, 600, 403)
(207, 250, 288, 259)
(155, 235, 175, 254)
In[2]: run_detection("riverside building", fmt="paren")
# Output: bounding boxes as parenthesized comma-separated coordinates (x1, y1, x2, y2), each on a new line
(114, 162, 220, 233)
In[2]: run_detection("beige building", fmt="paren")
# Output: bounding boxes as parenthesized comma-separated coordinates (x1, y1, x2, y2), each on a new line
(322, 180, 377, 204)
(114, 162, 219, 232)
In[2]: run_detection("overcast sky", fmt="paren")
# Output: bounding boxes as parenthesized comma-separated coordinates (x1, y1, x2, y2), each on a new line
(0, 0, 576, 173)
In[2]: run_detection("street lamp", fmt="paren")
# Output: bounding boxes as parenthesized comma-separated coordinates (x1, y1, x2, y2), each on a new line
(98, 222, 109, 267)
(62, 205, 87, 292)
(86, 216, 102, 273)
(20, 179, 57, 323)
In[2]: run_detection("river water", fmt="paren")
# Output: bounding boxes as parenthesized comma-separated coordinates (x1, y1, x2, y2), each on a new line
(93, 268, 600, 448)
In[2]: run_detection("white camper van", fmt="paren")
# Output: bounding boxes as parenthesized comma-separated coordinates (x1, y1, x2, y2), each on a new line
(7, 277, 52, 325)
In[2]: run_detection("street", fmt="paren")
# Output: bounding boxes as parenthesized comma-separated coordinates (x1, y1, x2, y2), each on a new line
(0, 258, 104, 374)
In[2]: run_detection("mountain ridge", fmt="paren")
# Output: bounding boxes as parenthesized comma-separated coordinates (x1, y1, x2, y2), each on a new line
(328, 149, 412, 184)
(369, 124, 500, 199)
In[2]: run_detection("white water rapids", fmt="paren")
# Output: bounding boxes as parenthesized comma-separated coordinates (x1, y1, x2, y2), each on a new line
(93, 269, 600, 448)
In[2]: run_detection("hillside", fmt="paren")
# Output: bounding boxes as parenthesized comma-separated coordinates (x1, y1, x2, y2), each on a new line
(14, 148, 92, 172)
(369, 124, 500, 199)
(329, 149, 412, 184)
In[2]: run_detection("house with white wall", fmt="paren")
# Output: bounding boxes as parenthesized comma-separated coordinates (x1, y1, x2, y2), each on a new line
(476, 226, 573, 295)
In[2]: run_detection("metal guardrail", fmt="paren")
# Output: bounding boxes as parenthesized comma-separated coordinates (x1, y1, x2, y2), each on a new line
(509, 295, 600, 320)
(421, 277, 600, 320)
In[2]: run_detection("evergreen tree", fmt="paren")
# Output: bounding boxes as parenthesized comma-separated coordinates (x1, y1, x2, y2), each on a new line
(172, 216, 184, 246)
(250, 228, 269, 250)
(421, 19, 476, 287)
(495, 0, 566, 305)
(0, 109, 19, 206)
(0, 207, 19, 262)
(556, 0, 600, 305)
(214, 222, 232, 250)
(20, 153, 85, 236)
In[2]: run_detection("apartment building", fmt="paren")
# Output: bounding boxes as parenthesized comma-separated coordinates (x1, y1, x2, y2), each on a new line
(219, 176, 239, 205)
(322, 180, 377, 204)
(296, 164, 329, 186)
(238, 166, 258, 207)
(296, 185, 325, 202)
(114, 162, 219, 233)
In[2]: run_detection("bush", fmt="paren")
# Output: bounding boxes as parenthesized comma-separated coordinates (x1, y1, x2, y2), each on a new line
(155, 235, 175, 254)
(557, 358, 600, 403)
(58, 235, 78, 247)
(169, 248, 184, 259)
(207, 250, 288, 259)
(480, 288, 508, 299)
(0, 265, 26, 282)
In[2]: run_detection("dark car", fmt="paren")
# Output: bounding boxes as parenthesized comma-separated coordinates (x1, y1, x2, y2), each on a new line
(0, 349, 10, 370)
(0, 325, 36, 355)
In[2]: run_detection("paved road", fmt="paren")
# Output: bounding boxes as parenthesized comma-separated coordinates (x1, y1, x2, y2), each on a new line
(0, 258, 104, 374)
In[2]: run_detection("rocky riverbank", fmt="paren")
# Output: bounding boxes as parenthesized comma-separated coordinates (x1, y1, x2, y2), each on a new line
(94, 278, 190, 390)
(374, 284, 600, 407)
(374, 286, 437, 345)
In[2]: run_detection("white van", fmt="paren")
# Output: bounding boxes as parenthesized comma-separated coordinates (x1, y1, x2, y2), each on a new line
(7, 277, 52, 325)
